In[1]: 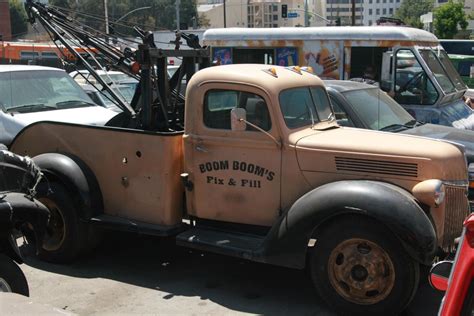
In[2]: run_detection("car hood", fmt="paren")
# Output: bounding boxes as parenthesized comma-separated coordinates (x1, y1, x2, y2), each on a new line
(294, 127, 468, 182)
(401, 123, 474, 163)
(10, 106, 117, 126)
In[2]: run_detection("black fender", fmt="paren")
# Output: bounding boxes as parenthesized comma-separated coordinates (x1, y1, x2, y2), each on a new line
(32, 153, 103, 220)
(260, 180, 436, 269)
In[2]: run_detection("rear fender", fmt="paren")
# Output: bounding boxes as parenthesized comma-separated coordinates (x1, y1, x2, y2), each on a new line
(261, 180, 436, 269)
(32, 153, 103, 219)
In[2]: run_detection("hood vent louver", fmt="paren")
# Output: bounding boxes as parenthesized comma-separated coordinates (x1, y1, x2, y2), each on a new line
(335, 156, 418, 178)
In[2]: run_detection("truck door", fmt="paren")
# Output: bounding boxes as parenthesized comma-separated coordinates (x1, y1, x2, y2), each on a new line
(185, 84, 282, 227)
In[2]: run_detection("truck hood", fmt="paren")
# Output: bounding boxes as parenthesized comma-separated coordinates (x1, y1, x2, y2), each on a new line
(400, 123, 474, 164)
(294, 127, 467, 182)
(10, 106, 117, 126)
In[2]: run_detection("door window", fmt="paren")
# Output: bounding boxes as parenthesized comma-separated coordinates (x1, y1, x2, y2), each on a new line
(394, 49, 438, 105)
(204, 90, 271, 131)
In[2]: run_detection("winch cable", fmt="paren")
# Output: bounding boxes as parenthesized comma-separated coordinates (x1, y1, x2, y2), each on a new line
(25, 1, 136, 116)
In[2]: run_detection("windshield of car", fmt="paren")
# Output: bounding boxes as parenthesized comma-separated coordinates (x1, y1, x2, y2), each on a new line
(343, 88, 415, 131)
(100, 72, 131, 84)
(279, 86, 333, 129)
(0, 70, 94, 113)
(419, 48, 465, 92)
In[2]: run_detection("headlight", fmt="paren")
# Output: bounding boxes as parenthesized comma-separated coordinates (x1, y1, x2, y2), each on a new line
(433, 181, 445, 206)
(413, 179, 445, 207)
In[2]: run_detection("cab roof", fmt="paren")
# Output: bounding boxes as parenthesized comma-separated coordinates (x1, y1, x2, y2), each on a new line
(187, 64, 325, 94)
(203, 26, 438, 43)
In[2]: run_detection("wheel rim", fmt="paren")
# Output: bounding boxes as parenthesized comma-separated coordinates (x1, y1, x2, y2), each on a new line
(0, 277, 12, 292)
(39, 197, 66, 251)
(327, 238, 396, 305)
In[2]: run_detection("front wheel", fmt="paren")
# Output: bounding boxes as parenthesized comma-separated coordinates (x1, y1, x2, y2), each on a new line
(310, 216, 420, 316)
(0, 254, 29, 296)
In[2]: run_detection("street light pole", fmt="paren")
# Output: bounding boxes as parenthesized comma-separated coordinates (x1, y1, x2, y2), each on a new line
(114, 6, 152, 24)
(223, 0, 227, 28)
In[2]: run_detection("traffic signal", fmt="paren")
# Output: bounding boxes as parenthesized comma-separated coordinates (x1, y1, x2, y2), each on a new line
(335, 17, 341, 26)
(282, 4, 288, 18)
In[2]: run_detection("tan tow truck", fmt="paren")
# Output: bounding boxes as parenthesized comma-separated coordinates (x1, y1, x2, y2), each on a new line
(19, 2, 470, 315)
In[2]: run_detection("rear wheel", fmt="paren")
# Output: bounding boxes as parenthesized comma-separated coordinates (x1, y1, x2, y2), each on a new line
(0, 254, 29, 296)
(310, 216, 419, 316)
(36, 182, 87, 263)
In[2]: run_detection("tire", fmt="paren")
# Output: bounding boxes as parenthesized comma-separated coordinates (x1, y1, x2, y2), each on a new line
(309, 215, 420, 316)
(0, 254, 29, 296)
(36, 182, 87, 263)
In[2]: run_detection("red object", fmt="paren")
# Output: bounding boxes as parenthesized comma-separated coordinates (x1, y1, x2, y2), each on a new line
(169, 59, 174, 65)
(131, 61, 140, 74)
(438, 213, 474, 316)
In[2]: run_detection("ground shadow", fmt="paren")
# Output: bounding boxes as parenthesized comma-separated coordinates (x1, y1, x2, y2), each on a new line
(21, 231, 442, 315)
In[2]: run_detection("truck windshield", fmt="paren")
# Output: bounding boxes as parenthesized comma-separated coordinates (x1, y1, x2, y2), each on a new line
(343, 88, 415, 131)
(419, 48, 466, 92)
(0, 70, 94, 113)
(279, 86, 333, 129)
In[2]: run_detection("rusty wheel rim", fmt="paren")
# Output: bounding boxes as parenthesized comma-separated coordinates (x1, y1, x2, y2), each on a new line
(327, 238, 396, 305)
(39, 198, 66, 252)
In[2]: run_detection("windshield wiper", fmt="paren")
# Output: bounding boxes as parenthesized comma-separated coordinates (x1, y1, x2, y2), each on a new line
(6, 103, 55, 113)
(55, 100, 96, 108)
(380, 123, 410, 131)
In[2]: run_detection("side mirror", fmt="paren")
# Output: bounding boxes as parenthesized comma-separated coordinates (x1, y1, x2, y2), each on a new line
(429, 260, 453, 292)
(231, 108, 247, 131)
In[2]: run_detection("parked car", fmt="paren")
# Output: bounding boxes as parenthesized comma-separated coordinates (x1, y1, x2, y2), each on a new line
(0, 65, 117, 146)
(69, 69, 133, 86)
(81, 84, 135, 112)
(325, 80, 474, 206)
(429, 213, 474, 316)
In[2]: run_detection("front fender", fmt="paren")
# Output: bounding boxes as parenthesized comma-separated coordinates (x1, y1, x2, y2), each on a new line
(261, 180, 436, 268)
(32, 153, 103, 219)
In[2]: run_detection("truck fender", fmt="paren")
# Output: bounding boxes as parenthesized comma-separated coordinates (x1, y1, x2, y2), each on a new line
(261, 180, 436, 269)
(32, 153, 103, 219)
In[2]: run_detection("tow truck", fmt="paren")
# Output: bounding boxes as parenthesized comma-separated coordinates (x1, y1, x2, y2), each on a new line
(18, 2, 471, 315)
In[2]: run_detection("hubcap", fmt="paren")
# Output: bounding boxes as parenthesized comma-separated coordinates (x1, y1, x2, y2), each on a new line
(0, 277, 12, 292)
(327, 238, 396, 305)
(38, 198, 66, 251)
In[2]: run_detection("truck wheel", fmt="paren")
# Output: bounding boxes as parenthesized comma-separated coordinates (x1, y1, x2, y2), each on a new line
(310, 216, 419, 316)
(36, 182, 86, 263)
(0, 254, 29, 296)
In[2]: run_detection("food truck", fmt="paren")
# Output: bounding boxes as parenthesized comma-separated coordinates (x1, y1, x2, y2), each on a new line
(204, 26, 474, 130)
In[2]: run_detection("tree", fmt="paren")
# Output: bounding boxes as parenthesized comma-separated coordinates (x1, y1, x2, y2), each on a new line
(434, 0, 468, 39)
(395, 0, 434, 28)
(9, 0, 28, 38)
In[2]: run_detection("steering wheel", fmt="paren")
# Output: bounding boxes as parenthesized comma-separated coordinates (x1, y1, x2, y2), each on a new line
(397, 71, 424, 94)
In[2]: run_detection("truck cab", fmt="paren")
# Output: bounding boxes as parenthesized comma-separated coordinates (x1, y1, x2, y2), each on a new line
(10, 64, 470, 316)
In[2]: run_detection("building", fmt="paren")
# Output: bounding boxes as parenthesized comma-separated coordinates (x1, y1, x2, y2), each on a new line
(197, 0, 326, 28)
(362, 0, 402, 26)
(0, 0, 12, 41)
(325, 0, 364, 26)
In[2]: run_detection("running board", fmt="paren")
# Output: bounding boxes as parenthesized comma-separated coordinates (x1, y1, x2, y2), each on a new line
(176, 227, 264, 259)
(89, 214, 185, 236)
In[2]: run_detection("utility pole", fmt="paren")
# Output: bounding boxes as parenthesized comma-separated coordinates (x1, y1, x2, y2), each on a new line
(104, 0, 109, 34)
(223, 0, 227, 28)
(351, 0, 355, 26)
(176, 0, 181, 31)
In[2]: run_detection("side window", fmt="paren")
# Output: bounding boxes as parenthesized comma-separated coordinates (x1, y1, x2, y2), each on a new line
(330, 96, 355, 127)
(204, 90, 271, 131)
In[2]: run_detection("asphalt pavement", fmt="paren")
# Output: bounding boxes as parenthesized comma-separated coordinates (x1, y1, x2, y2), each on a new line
(15, 231, 443, 315)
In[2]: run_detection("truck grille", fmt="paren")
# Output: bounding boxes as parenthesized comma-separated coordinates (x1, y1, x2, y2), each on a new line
(443, 185, 469, 249)
(335, 157, 418, 178)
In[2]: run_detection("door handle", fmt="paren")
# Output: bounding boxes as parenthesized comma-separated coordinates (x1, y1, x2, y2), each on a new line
(195, 145, 209, 153)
